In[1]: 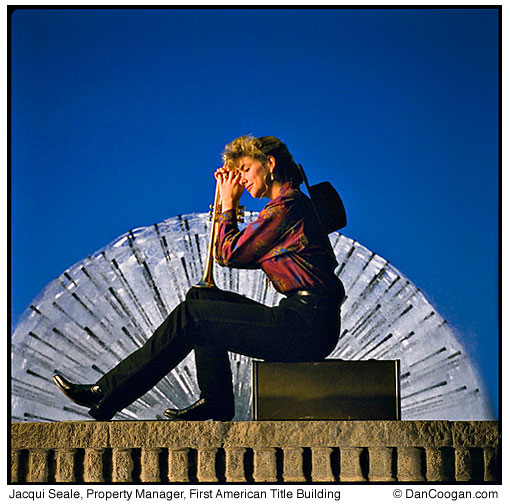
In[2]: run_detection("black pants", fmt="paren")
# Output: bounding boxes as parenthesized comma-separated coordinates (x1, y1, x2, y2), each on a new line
(96, 286, 341, 415)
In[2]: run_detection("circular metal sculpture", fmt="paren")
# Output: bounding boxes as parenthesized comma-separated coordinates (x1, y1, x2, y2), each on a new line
(11, 212, 493, 422)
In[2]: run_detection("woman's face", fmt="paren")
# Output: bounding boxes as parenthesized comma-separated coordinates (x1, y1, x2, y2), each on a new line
(237, 156, 271, 198)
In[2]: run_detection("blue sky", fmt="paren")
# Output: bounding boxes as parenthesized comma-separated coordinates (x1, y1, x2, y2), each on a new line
(10, 8, 500, 415)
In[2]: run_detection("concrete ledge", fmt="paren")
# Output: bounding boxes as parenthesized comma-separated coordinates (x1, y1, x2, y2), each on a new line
(11, 421, 499, 483)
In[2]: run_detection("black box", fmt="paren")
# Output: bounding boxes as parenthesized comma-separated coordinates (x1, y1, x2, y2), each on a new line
(252, 360, 401, 420)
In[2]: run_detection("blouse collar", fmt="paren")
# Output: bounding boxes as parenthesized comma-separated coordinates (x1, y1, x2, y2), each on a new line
(278, 181, 297, 196)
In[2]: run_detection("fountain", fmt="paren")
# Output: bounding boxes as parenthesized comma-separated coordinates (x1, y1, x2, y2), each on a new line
(11, 212, 493, 422)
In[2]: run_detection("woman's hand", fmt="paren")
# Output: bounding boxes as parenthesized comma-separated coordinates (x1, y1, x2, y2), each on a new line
(214, 167, 244, 212)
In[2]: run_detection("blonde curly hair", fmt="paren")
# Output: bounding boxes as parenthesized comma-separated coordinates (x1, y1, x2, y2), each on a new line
(222, 135, 303, 187)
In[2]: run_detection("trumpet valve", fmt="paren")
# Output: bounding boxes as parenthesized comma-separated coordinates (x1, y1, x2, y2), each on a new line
(236, 205, 246, 223)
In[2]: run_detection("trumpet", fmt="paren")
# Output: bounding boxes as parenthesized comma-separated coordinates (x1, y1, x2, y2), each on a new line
(195, 177, 244, 288)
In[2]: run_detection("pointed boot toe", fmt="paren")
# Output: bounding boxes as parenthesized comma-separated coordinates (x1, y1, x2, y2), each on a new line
(164, 398, 233, 421)
(52, 374, 105, 409)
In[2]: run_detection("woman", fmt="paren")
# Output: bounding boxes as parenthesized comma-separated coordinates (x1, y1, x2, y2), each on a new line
(53, 135, 345, 421)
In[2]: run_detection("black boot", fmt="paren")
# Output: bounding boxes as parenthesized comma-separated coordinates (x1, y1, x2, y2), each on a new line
(52, 374, 116, 421)
(164, 398, 234, 421)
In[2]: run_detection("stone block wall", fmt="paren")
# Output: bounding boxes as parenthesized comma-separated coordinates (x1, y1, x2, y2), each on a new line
(10, 421, 499, 483)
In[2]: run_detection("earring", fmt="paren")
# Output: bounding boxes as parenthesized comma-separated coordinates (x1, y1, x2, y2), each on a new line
(270, 172, 274, 182)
